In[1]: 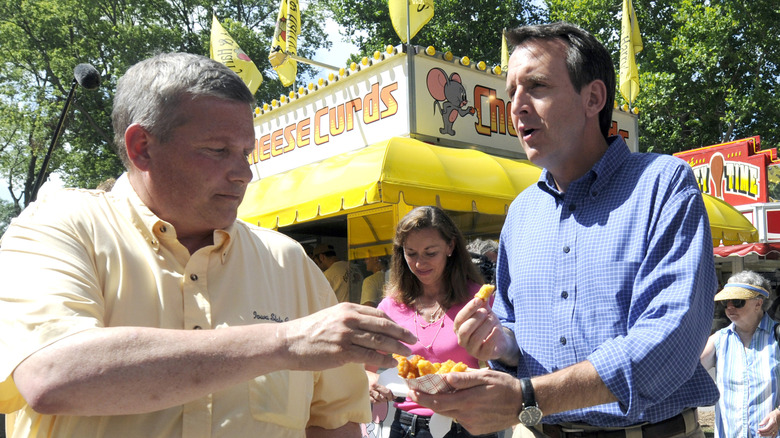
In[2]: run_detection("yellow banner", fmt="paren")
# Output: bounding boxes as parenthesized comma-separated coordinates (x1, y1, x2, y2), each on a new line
(209, 15, 263, 94)
(501, 29, 509, 74)
(389, 0, 434, 43)
(619, 0, 643, 104)
(269, 0, 300, 87)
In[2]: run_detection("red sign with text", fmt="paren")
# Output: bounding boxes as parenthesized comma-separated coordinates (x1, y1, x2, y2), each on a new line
(674, 136, 778, 206)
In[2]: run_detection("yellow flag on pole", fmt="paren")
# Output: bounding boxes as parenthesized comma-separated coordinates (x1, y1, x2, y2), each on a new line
(389, 0, 434, 43)
(209, 15, 263, 94)
(501, 28, 509, 74)
(269, 0, 300, 87)
(619, 0, 643, 104)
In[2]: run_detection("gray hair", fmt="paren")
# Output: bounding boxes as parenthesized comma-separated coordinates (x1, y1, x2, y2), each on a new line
(467, 238, 498, 256)
(727, 270, 772, 311)
(112, 52, 256, 168)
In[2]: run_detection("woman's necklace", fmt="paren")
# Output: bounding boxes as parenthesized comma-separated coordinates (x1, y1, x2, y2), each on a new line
(416, 302, 444, 325)
(413, 306, 446, 349)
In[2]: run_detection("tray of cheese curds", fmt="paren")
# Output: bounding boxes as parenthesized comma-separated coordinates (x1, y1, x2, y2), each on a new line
(392, 354, 471, 394)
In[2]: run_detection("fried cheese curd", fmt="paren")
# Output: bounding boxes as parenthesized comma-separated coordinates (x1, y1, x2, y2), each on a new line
(475, 283, 495, 301)
(393, 354, 469, 379)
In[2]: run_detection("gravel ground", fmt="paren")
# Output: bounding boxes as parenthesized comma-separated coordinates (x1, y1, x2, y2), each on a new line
(698, 407, 715, 437)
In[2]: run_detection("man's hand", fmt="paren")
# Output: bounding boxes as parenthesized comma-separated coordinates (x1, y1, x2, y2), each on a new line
(282, 302, 416, 370)
(409, 369, 523, 435)
(454, 297, 516, 364)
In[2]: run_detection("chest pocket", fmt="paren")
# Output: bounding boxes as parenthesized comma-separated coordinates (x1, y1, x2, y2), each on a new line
(250, 370, 314, 429)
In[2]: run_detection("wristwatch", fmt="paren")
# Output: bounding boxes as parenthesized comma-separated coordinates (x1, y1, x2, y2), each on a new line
(518, 378, 543, 427)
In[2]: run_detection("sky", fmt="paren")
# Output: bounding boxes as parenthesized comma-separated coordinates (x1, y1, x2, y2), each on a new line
(311, 18, 361, 76)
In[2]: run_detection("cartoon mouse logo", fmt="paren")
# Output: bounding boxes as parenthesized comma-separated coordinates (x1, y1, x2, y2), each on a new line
(426, 67, 475, 136)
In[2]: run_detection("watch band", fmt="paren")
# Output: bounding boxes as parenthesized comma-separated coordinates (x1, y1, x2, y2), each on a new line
(520, 377, 536, 408)
(518, 377, 543, 427)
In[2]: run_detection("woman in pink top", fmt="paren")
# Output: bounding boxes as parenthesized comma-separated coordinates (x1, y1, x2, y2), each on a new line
(368, 206, 498, 438)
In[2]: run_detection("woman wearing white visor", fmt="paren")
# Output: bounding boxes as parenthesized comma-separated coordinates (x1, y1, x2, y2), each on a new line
(701, 271, 780, 437)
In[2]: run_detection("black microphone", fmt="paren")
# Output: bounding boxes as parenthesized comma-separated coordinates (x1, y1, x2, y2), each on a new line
(28, 63, 101, 204)
(74, 63, 101, 90)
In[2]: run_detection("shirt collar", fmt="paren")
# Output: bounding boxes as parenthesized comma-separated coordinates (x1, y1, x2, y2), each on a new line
(726, 311, 775, 336)
(536, 135, 630, 198)
(111, 173, 235, 263)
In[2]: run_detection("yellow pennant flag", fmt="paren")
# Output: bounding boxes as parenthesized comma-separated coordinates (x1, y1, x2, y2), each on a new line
(210, 15, 263, 94)
(269, 0, 300, 87)
(389, 0, 434, 43)
(501, 28, 509, 74)
(619, 0, 643, 104)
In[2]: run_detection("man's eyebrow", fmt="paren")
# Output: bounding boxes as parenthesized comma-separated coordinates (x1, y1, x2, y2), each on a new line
(506, 73, 549, 95)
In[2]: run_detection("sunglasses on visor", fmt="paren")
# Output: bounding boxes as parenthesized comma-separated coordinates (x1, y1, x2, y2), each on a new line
(719, 299, 746, 309)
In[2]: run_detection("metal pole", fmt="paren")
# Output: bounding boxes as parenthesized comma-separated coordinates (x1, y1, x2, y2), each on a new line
(30, 79, 77, 204)
(406, 0, 417, 135)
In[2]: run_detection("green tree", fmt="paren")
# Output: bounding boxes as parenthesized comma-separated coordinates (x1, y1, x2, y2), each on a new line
(547, 0, 780, 154)
(322, 0, 543, 67)
(0, 0, 330, 223)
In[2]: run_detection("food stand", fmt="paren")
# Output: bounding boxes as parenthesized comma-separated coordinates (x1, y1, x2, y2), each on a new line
(675, 136, 780, 285)
(237, 44, 639, 302)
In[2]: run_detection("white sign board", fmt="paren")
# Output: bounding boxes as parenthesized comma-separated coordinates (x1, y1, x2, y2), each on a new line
(249, 46, 639, 181)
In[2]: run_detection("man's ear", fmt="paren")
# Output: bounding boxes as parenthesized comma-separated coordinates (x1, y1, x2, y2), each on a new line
(124, 123, 153, 171)
(582, 79, 607, 119)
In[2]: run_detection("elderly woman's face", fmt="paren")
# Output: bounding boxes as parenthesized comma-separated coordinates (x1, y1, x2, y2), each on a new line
(722, 297, 763, 322)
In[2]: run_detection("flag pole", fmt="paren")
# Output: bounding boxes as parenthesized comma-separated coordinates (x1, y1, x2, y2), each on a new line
(406, 0, 417, 135)
(269, 51, 339, 71)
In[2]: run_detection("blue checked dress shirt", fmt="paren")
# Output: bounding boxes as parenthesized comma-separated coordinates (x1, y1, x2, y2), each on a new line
(712, 312, 780, 438)
(492, 136, 720, 427)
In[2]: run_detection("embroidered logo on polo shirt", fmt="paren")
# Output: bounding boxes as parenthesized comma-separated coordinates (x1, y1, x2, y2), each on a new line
(253, 311, 289, 323)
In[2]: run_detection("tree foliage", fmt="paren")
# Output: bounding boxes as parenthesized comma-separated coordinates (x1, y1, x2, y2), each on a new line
(2, 0, 778, 230)
(326, 0, 779, 156)
(322, 0, 543, 67)
(546, 0, 780, 154)
(0, 0, 330, 222)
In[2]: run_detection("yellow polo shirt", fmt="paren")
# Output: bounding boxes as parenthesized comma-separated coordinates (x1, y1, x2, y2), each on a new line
(0, 174, 369, 438)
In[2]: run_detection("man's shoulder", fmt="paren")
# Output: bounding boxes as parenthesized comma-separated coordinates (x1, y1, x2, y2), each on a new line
(626, 150, 689, 173)
(13, 187, 115, 226)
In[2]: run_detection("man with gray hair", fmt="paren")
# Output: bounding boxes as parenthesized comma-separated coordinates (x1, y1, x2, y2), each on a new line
(0, 52, 415, 438)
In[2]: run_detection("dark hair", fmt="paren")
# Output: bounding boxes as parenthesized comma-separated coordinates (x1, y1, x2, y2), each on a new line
(387, 206, 483, 308)
(506, 22, 615, 140)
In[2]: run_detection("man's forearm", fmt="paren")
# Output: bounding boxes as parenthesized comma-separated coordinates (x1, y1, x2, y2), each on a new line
(13, 324, 291, 416)
(533, 360, 617, 416)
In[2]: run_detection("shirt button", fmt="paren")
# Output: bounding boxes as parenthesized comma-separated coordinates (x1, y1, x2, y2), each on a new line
(591, 190, 598, 197)
(568, 204, 576, 211)
(560, 336, 567, 345)
(561, 291, 568, 299)
(563, 246, 570, 253)
(193, 325, 202, 330)
(190, 274, 198, 281)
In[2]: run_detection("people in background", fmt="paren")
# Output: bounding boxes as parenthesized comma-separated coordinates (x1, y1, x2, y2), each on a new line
(467, 238, 499, 285)
(411, 22, 718, 437)
(361, 255, 390, 307)
(313, 243, 364, 303)
(367, 206, 496, 438)
(701, 271, 780, 438)
(0, 52, 415, 438)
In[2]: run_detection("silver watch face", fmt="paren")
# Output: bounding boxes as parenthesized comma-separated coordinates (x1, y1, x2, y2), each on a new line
(519, 405, 543, 426)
